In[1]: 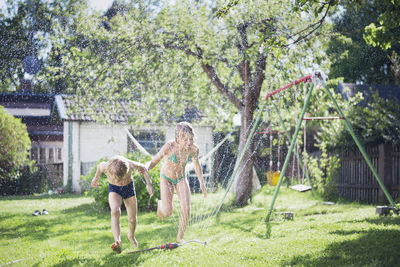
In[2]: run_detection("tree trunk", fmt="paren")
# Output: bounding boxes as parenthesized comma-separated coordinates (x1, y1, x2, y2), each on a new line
(232, 54, 265, 206)
(233, 121, 255, 206)
(198, 43, 265, 206)
(233, 88, 258, 205)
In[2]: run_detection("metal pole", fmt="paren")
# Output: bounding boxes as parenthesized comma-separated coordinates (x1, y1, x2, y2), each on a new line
(266, 83, 315, 222)
(322, 85, 396, 206)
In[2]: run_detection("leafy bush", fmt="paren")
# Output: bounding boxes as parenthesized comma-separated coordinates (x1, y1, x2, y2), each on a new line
(316, 90, 400, 151)
(304, 143, 341, 200)
(0, 105, 37, 195)
(0, 163, 64, 196)
(305, 87, 400, 200)
(82, 152, 160, 211)
(0, 105, 32, 180)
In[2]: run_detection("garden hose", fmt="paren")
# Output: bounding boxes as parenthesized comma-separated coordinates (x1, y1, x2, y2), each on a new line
(127, 240, 206, 254)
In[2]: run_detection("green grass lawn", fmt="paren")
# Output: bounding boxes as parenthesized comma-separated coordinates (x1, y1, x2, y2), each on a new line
(1, 187, 399, 266)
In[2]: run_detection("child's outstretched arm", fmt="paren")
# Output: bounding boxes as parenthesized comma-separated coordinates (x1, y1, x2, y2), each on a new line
(192, 147, 207, 198)
(91, 162, 106, 187)
(129, 160, 154, 197)
(147, 143, 171, 171)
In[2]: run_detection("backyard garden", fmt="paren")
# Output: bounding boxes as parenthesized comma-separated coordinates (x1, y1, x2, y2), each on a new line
(1, 187, 400, 266)
(1, 0, 400, 266)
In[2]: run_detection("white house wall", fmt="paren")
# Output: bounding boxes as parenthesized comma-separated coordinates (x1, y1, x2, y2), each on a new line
(193, 126, 213, 157)
(63, 121, 78, 192)
(64, 122, 214, 193)
(63, 121, 129, 193)
(192, 126, 214, 181)
(63, 122, 68, 189)
(79, 122, 128, 162)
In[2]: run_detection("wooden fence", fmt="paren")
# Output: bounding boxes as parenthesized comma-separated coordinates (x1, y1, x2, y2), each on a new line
(337, 144, 400, 203)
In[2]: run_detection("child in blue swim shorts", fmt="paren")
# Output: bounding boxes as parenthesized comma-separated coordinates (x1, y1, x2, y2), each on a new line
(91, 155, 154, 253)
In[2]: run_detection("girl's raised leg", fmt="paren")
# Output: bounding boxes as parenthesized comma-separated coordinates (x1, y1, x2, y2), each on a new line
(157, 177, 174, 220)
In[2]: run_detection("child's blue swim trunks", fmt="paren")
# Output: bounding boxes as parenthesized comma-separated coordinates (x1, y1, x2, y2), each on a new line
(108, 181, 136, 199)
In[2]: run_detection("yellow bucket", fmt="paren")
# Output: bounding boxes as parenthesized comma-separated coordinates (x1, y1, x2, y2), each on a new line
(266, 171, 280, 186)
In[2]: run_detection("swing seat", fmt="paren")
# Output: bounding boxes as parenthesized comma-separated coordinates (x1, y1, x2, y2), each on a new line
(290, 184, 312, 192)
(266, 171, 280, 186)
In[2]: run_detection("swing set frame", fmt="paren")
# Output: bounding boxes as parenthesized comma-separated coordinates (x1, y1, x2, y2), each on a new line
(214, 71, 397, 224)
(263, 71, 397, 221)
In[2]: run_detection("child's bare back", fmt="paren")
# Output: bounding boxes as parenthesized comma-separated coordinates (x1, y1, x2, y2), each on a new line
(100, 157, 134, 186)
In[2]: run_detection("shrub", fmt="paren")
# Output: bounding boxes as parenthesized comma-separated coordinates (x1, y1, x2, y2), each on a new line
(316, 90, 400, 151)
(82, 152, 160, 211)
(18, 165, 48, 194)
(0, 105, 32, 177)
(0, 105, 34, 195)
(304, 142, 341, 200)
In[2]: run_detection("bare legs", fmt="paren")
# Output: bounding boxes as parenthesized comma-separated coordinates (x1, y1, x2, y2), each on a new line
(124, 195, 138, 248)
(108, 192, 139, 251)
(157, 177, 191, 243)
(176, 179, 191, 243)
(157, 177, 174, 220)
(108, 192, 122, 252)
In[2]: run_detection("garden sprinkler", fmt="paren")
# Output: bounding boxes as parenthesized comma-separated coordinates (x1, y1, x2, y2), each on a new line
(127, 240, 207, 254)
(376, 205, 399, 216)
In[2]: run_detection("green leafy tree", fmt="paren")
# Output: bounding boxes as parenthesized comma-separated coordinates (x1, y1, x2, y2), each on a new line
(292, 0, 399, 49)
(316, 90, 400, 151)
(0, 105, 32, 180)
(362, 0, 400, 51)
(326, 1, 400, 84)
(51, 0, 332, 205)
(0, 0, 87, 93)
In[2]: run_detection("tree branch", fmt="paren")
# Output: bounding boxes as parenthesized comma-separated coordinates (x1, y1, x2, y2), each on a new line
(163, 42, 200, 58)
(236, 22, 250, 52)
(283, 0, 332, 47)
(161, 39, 244, 109)
(244, 51, 265, 113)
(208, 53, 232, 67)
(252, 50, 266, 95)
(237, 60, 251, 86)
(201, 63, 243, 109)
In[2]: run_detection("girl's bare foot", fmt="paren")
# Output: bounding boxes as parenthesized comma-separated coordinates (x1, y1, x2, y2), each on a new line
(177, 238, 184, 243)
(157, 201, 164, 220)
(111, 241, 122, 254)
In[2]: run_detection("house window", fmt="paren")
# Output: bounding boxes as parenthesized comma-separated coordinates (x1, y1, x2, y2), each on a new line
(31, 147, 38, 162)
(39, 148, 46, 164)
(48, 148, 54, 163)
(129, 130, 165, 155)
(57, 148, 62, 161)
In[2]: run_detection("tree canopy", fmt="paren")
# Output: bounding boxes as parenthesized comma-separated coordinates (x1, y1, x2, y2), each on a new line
(47, 0, 331, 125)
(2, 0, 397, 204)
(326, 1, 400, 84)
(45, 0, 333, 204)
(0, 0, 88, 93)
